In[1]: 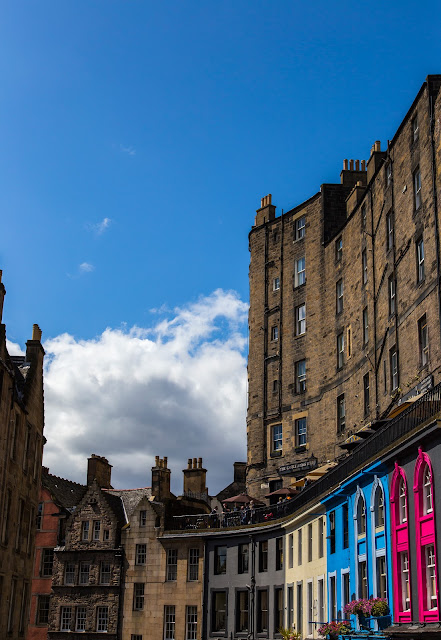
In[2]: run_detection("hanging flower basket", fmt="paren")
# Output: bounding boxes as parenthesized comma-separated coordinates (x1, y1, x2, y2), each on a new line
(318, 621, 350, 639)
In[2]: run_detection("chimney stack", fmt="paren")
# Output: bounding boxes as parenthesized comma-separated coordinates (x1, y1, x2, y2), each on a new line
(233, 462, 247, 484)
(254, 193, 276, 227)
(367, 140, 387, 183)
(87, 454, 113, 488)
(151, 456, 171, 501)
(183, 456, 207, 497)
(340, 159, 367, 189)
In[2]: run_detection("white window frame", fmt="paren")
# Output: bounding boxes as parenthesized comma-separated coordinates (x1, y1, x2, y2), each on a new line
(60, 606, 72, 632)
(417, 237, 425, 282)
(186, 605, 198, 640)
(414, 168, 422, 210)
(93, 520, 101, 541)
(296, 303, 306, 335)
(75, 607, 87, 632)
(272, 424, 283, 453)
(133, 582, 145, 611)
(295, 216, 306, 240)
(295, 360, 306, 394)
(100, 561, 111, 585)
(136, 543, 147, 565)
(336, 279, 344, 313)
(164, 605, 176, 640)
(296, 417, 307, 447)
(362, 249, 368, 284)
(96, 606, 109, 633)
(295, 257, 306, 287)
(273, 277, 280, 291)
(79, 562, 90, 585)
(337, 333, 344, 368)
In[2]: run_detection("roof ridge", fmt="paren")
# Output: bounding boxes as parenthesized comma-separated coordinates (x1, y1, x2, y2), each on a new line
(104, 487, 151, 492)
(43, 470, 85, 488)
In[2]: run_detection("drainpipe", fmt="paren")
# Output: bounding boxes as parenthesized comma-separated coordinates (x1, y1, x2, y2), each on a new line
(370, 187, 379, 419)
(428, 88, 441, 348)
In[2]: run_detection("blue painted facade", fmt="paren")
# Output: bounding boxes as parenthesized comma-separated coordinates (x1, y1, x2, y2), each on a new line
(323, 461, 394, 627)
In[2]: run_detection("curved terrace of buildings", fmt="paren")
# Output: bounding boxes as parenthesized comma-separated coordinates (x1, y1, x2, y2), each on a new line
(168, 381, 441, 532)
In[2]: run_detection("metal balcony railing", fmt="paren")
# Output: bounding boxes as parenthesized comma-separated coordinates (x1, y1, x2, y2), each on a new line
(168, 381, 441, 532)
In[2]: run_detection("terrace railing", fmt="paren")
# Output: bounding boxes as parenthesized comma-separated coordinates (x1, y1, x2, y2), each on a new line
(168, 381, 441, 531)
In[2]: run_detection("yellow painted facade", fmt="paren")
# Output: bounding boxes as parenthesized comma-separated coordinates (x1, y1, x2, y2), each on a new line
(121, 497, 204, 640)
(283, 503, 327, 639)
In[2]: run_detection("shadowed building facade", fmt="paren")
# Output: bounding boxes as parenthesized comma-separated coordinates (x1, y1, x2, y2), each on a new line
(0, 271, 45, 640)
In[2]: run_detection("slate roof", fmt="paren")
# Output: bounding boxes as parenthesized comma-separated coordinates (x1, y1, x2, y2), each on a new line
(104, 487, 153, 521)
(42, 469, 86, 512)
(100, 489, 129, 529)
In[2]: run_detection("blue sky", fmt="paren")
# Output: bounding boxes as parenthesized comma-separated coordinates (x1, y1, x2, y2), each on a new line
(1, 1, 440, 491)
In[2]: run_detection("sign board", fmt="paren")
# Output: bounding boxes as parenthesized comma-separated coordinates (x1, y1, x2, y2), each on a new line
(278, 458, 318, 476)
(398, 375, 433, 405)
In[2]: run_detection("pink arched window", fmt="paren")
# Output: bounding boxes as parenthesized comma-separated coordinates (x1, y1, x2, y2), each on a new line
(414, 448, 438, 621)
(390, 463, 411, 622)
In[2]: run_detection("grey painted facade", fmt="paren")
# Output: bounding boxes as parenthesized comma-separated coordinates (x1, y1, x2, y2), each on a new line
(204, 525, 285, 640)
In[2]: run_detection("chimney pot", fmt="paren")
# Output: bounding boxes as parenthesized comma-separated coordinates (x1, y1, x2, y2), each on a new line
(361, 160, 366, 171)
(268, 194, 272, 205)
(32, 324, 42, 342)
(198, 457, 202, 469)
(349, 160, 354, 170)
(164, 456, 168, 468)
(193, 457, 197, 469)
(187, 458, 192, 469)
(374, 140, 381, 152)
(261, 198, 264, 208)
(355, 160, 360, 170)
(155, 455, 159, 467)
(343, 159, 348, 170)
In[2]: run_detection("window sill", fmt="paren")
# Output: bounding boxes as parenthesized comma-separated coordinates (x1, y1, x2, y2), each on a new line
(270, 451, 282, 458)
(295, 446, 307, 454)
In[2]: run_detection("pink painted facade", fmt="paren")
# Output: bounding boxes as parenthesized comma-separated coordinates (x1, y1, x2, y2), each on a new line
(413, 448, 439, 622)
(390, 463, 412, 623)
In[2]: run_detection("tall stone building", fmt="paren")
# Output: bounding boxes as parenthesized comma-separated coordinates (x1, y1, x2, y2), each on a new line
(247, 74, 441, 499)
(0, 270, 45, 639)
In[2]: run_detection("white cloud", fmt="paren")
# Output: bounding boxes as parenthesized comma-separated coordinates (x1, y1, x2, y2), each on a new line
(85, 217, 112, 235)
(42, 289, 248, 495)
(79, 262, 95, 273)
(6, 339, 25, 356)
(120, 144, 136, 156)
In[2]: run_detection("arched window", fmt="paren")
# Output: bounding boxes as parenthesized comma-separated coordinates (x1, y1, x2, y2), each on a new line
(414, 449, 438, 622)
(423, 465, 433, 515)
(390, 463, 411, 622)
(354, 488, 368, 603)
(398, 478, 407, 523)
(357, 495, 366, 536)
(374, 486, 385, 529)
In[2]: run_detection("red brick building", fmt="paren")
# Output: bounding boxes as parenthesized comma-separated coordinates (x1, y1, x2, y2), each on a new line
(27, 469, 85, 640)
